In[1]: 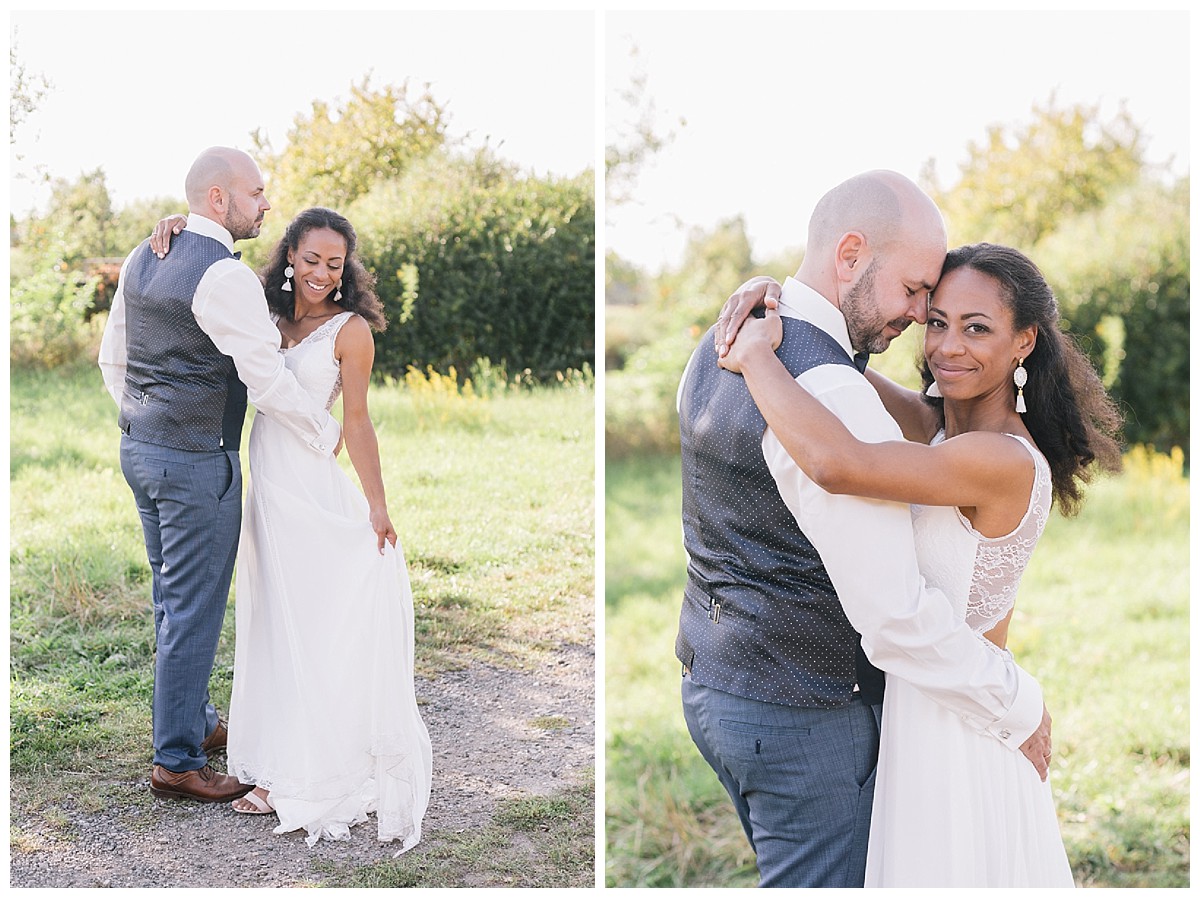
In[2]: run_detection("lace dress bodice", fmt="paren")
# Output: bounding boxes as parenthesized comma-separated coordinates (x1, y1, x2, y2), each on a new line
(910, 431, 1051, 635)
(277, 311, 355, 411)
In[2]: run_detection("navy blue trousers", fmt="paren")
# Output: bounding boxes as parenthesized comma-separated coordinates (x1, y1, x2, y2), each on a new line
(682, 674, 881, 887)
(120, 436, 241, 772)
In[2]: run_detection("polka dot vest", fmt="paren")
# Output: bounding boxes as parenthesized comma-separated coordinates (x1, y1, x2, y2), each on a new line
(676, 316, 885, 707)
(118, 232, 248, 452)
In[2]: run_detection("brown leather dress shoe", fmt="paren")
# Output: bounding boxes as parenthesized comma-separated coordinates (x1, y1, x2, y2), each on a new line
(200, 719, 227, 755)
(150, 765, 253, 802)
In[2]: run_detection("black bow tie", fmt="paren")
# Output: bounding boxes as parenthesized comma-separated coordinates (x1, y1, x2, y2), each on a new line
(233, 251, 242, 260)
(853, 351, 870, 373)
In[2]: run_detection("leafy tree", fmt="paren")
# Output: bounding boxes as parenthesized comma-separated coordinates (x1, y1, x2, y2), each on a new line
(10, 267, 101, 368)
(109, 196, 189, 257)
(604, 251, 653, 371)
(10, 33, 50, 148)
(925, 98, 1146, 247)
(605, 38, 683, 208)
(12, 168, 118, 276)
(605, 217, 760, 456)
(10, 170, 189, 360)
(252, 76, 449, 217)
(605, 251, 650, 308)
(35, 169, 117, 263)
(1038, 177, 1189, 455)
(9, 170, 114, 366)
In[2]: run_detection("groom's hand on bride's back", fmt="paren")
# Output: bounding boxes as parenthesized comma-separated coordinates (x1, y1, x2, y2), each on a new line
(1018, 704, 1053, 781)
(715, 276, 782, 357)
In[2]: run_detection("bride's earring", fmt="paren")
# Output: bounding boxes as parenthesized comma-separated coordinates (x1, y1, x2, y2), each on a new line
(1014, 358, 1028, 413)
(925, 379, 942, 398)
(281, 265, 295, 292)
(334, 279, 343, 303)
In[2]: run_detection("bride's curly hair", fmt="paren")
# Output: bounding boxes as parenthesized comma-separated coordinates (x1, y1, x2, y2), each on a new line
(260, 207, 387, 332)
(920, 243, 1123, 516)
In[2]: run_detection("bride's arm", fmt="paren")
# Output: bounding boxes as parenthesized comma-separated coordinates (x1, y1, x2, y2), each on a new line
(336, 315, 398, 552)
(722, 311, 1030, 510)
(714, 275, 939, 443)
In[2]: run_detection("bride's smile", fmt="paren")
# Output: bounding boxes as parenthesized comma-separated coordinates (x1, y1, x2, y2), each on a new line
(288, 226, 346, 308)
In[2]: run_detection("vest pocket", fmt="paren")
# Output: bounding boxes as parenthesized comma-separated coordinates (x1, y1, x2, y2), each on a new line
(702, 584, 763, 623)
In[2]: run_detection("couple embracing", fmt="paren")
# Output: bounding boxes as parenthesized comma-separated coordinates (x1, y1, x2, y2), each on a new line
(677, 170, 1121, 887)
(98, 147, 432, 849)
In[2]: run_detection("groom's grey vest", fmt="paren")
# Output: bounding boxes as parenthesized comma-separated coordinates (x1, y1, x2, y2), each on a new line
(117, 231, 247, 452)
(676, 316, 885, 708)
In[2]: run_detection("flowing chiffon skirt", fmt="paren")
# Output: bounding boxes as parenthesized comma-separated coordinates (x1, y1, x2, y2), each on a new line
(864, 669, 1073, 886)
(228, 409, 432, 849)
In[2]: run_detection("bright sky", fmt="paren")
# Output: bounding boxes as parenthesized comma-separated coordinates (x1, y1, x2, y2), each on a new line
(606, 9, 1192, 272)
(9, 9, 595, 216)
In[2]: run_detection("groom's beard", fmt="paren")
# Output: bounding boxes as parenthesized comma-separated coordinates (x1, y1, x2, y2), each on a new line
(225, 205, 264, 242)
(842, 259, 909, 355)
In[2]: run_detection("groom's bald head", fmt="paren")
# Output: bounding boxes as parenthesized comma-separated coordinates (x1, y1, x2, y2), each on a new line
(185, 147, 254, 208)
(806, 170, 945, 261)
(184, 147, 269, 241)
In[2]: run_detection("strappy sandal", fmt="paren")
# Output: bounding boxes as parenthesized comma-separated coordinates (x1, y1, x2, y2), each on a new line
(231, 787, 275, 815)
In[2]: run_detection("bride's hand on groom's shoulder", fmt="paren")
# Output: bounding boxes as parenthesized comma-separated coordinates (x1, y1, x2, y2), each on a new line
(715, 275, 782, 358)
(717, 307, 783, 375)
(149, 214, 188, 259)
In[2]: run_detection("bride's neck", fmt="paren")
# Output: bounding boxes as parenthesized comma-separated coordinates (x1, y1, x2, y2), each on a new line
(942, 397, 1020, 439)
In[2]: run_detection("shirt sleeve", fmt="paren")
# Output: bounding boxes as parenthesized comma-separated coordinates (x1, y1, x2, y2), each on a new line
(192, 260, 341, 455)
(763, 364, 1044, 749)
(98, 253, 132, 406)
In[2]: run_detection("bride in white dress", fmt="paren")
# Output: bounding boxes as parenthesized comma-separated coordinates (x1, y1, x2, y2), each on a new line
(721, 243, 1121, 887)
(154, 207, 432, 848)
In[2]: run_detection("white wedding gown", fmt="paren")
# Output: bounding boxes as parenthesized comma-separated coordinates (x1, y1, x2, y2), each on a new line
(864, 432, 1074, 887)
(227, 310, 432, 849)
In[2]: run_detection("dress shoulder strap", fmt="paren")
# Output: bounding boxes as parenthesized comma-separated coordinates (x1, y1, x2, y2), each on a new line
(327, 310, 357, 341)
(998, 432, 1052, 540)
(303, 309, 356, 346)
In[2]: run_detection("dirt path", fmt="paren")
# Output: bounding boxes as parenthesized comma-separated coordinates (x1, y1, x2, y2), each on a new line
(9, 643, 594, 888)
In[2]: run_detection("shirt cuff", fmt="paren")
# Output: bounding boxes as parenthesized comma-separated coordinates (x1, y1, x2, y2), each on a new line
(984, 664, 1044, 749)
(310, 415, 341, 456)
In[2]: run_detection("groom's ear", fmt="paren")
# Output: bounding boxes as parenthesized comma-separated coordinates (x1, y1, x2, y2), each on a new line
(835, 231, 867, 284)
(208, 185, 226, 215)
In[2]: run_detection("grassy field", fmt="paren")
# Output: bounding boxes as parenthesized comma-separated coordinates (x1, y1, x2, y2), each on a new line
(605, 448, 1190, 888)
(9, 363, 595, 887)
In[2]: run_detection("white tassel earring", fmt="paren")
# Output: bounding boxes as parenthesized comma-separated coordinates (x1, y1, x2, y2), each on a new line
(1014, 359, 1028, 413)
(334, 279, 343, 303)
(281, 265, 295, 292)
(925, 379, 942, 398)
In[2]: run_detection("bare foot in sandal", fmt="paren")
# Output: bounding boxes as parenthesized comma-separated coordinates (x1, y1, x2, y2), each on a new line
(231, 786, 275, 815)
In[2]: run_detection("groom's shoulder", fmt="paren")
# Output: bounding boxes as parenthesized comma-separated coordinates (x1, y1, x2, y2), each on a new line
(776, 317, 852, 372)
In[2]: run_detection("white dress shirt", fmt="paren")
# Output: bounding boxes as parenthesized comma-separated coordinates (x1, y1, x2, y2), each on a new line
(98, 213, 341, 455)
(757, 276, 1043, 748)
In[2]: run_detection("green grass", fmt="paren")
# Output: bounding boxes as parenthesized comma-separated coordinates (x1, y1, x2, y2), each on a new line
(315, 778, 595, 887)
(9, 362, 594, 885)
(604, 449, 1189, 888)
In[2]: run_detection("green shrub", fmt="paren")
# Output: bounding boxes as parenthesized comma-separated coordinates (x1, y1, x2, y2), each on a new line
(1039, 178, 1190, 458)
(10, 267, 104, 368)
(353, 152, 595, 380)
